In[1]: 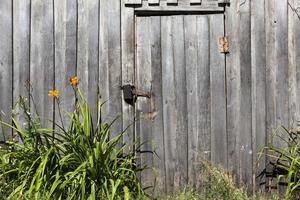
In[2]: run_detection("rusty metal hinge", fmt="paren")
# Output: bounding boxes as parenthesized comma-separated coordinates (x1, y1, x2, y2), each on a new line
(219, 36, 229, 54)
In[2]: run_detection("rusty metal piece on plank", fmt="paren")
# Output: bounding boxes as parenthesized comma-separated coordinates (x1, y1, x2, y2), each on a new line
(219, 36, 229, 53)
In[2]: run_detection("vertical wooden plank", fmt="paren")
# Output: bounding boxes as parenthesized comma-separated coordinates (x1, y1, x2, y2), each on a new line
(136, 16, 153, 192)
(77, 0, 99, 121)
(251, 0, 267, 193)
(275, 0, 289, 135)
(288, 0, 296, 128)
(185, 15, 199, 187)
(135, 16, 166, 195)
(210, 14, 227, 168)
(265, 0, 276, 191)
(0, 0, 13, 141)
(239, 0, 253, 191)
(195, 15, 211, 186)
(171, 15, 188, 190)
(161, 16, 177, 193)
(54, 0, 77, 128)
(30, 0, 54, 126)
(13, 0, 31, 136)
(295, 0, 300, 129)
(186, 15, 211, 188)
(149, 16, 165, 195)
(225, 0, 241, 185)
(272, 0, 289, 192)
(99, 0, 122, 137)
(121, 0, 135, 152)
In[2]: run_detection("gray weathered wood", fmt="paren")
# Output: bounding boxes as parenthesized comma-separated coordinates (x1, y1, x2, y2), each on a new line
(30, 0, 54, 127)
(77, 0, 99, 122)
(148, 16, 165, 194)
(99, 0, 122, 138)
(121, 0, 136, 152)
(0, 0, 13, 141)
(295, 1, 300, 129)
(136, 16, 166, 195)
(265, 0, 277, 191)
(251, 0, 267, 192)
(136, 16, 154, 192)
(239, 0, 253, 190)
(186, 15, 211, 188)
(185, 15, 200, 187)
(54, 0, 77, 128)
(209, 14, 227, 168)
(161, 16, 177, 193)
(13, 0, 31, 140)
(225, 0, 241, 186)
(171, 15, 188, 190)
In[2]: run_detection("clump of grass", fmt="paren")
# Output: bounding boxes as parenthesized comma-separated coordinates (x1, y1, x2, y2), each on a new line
(0, 79, 145, 199)
(261, 126, 300, 200)
(161, 161, 280, 200)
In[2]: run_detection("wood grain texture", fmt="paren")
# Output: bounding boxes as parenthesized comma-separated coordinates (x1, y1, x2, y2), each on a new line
(225, 0, 241, 186)
(251, 0, 267, 192)
(185, 15, 200, 187)
(54, 0, 77, 128)
(209, 14, 227, 168)
(148, 16, 165, 195)
(12, 0, 31, 141)
(30, 0, 54, 127)
(121, 0, 135, 153)
(161, 16, 177, 193)
(186, 15, 211, 188)
(136, 16, 154, 192)
(99, 0, 122, 138)
(77, 0, 99, 122)
(0, 0, 13, 140)
(239, 1, 253, 190)
(171, 15, 188, 190)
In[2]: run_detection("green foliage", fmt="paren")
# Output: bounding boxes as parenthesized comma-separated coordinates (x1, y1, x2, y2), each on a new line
(0, 89, 145, 199)
(160, 161, 279, 200)
(262, 126, 300, 200)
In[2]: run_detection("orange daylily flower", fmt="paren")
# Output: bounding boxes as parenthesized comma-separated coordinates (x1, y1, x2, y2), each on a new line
(48, 89, 59, 97)
(69, 76, 79, 86)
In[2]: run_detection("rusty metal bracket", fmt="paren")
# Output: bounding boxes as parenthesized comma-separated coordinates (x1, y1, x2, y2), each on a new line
(121, 84, 151, 106)
(219, 36, 229, 54)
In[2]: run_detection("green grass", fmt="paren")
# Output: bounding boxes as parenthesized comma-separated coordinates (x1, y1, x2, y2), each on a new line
(160, 161, 280, 200)
(0, 87, 145, 200)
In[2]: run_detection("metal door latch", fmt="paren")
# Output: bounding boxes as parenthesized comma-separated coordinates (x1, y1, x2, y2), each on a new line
(121, 84, 151, 106)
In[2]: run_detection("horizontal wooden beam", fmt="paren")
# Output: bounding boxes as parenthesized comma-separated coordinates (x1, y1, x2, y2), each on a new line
(125, 0, 142, 5)
(135, 5, 224, 13)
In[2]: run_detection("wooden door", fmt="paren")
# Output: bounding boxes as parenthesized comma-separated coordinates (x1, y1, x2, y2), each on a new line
(135, 14, 226, 193)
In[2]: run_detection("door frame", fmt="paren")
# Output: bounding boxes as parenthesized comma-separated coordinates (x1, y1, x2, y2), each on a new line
(120, 1, 228, 194)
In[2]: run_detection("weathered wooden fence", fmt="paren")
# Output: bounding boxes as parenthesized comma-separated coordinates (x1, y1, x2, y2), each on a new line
(1, 0, 300, 194)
